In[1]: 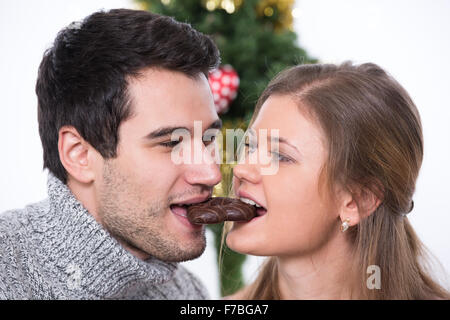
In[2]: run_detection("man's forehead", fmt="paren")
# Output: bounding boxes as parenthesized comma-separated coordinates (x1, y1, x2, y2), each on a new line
(127, 71, 213, 110)
(127, 67, 208, 93)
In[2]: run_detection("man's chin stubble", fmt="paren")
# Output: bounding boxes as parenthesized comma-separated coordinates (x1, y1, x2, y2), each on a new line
(111, 226, 207, 263)
(149, 231, 207, 263)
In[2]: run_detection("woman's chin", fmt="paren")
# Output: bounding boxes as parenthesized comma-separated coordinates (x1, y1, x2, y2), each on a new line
(226, 231, 264, 256)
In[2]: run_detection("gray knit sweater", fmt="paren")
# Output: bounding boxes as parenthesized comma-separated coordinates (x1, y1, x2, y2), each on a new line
(0, 173, 209, 300)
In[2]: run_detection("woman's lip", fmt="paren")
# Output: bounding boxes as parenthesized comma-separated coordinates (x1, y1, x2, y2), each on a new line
(235, 209, 267, 225)
(237, 190, 266, 209)
(256, 207, 267, 217)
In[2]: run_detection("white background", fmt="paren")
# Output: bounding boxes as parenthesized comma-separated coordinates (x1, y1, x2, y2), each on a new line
(1, 0, 449, 299)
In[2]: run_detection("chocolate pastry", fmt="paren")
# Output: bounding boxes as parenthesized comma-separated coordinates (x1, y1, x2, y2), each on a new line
(187, 197, 257, 225)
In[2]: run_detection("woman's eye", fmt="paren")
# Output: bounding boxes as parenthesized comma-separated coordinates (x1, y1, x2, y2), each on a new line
(271, 151, 292, 163)
(244, 142, 257, 153)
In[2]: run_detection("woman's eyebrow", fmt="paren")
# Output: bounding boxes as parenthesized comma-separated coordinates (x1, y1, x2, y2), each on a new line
(270, 136, 299, 152)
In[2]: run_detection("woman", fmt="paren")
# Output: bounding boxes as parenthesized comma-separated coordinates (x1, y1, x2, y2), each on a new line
(223, 62, 449, 299)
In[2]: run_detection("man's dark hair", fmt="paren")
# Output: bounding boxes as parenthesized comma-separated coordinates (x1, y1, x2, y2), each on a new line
(36, 9, 220, 183)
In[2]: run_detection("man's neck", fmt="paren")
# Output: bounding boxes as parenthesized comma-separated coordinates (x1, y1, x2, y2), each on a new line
(66, 177, 150, 261)
(67, 178, 102, 224)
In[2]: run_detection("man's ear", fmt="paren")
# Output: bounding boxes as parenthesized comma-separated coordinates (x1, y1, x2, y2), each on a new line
(58, 126, 97, 184)
(337, 184, 383, 227)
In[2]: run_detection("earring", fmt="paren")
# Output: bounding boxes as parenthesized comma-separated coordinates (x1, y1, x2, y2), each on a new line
(340, 218, 350, 232)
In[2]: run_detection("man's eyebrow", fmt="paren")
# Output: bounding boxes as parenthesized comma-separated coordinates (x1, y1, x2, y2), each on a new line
(144, 119, 222, 140)
(207, 119, 223, 130)
(145, 126, 190, 140)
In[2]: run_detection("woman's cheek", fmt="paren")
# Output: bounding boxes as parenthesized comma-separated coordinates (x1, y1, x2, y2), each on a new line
(263, 179, 327, 252)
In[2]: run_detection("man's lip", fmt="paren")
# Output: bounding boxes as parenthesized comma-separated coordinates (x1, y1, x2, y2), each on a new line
(170, 194, 212, 206)
(170, 207, 203, 230)
(237, 190, 266, 210)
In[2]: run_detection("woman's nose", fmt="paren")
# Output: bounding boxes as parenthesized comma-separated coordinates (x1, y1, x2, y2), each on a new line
(233, 162, 261, 185)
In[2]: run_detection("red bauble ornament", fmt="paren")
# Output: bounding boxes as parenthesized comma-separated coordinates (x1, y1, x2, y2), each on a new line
(208, 64, 239, 114)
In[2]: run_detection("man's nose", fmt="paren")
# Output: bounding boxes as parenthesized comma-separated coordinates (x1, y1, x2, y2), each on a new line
(184, 161, 222, 187)
(185, 140, 221, 187)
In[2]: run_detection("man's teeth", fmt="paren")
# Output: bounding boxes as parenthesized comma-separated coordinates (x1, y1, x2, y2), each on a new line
(239, 197, 262, 208)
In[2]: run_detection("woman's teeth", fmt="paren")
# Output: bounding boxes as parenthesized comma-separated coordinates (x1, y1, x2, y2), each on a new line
(239, 197, 262, 208)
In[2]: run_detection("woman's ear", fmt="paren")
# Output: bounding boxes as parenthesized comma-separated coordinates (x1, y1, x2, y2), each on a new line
(357, 186, 383, 219)
(337, 184, 382, 228)
(58, 126, 97, 184)
(337, 187, 361, 228)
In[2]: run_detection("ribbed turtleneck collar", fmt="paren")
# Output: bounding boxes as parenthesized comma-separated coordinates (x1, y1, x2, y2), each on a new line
(34, 173, 178, 299)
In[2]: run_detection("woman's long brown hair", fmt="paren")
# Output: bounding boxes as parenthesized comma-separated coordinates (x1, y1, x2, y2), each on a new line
(222, 62, 449, 299)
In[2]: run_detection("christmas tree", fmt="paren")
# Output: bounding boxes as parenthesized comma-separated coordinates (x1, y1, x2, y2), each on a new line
(135, 0, 317, 296)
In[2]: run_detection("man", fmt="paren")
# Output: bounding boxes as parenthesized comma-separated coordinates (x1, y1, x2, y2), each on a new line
(0, 8, 222, 299)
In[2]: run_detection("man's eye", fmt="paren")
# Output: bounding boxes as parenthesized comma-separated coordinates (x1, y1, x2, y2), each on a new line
(160, 140, 181, 148)
(203, 135, 216, 146)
